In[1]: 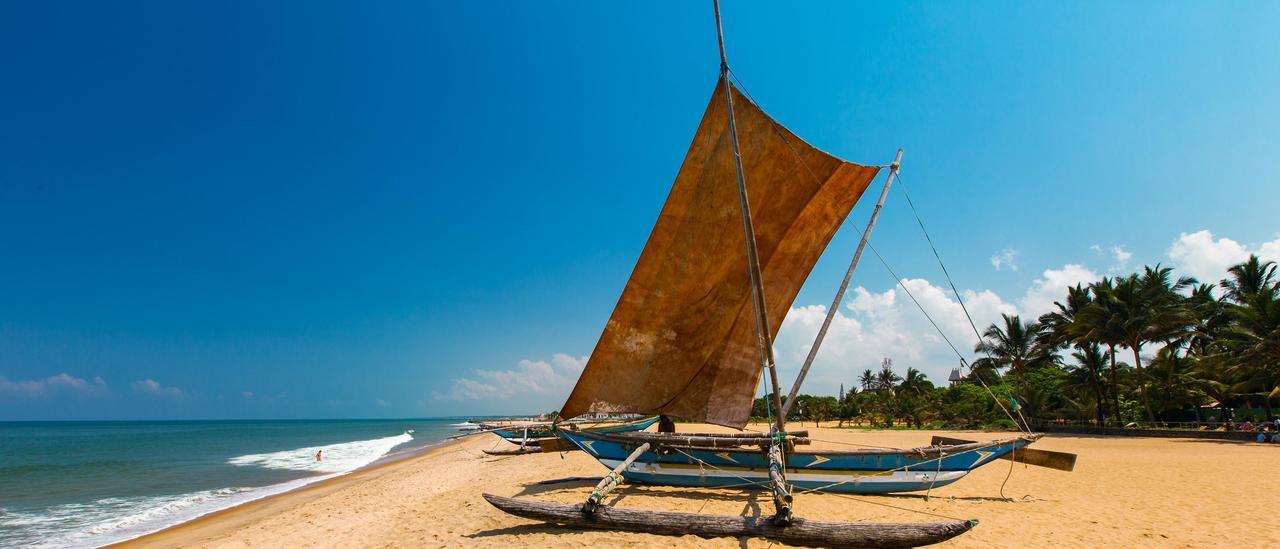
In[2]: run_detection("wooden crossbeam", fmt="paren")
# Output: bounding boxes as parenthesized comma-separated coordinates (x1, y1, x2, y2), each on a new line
(930, 436, 1076, 472)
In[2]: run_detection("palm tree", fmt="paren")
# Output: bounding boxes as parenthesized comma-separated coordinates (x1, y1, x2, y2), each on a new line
(890, 368, 934, 428)
(974, 314, 1055, 391)
(875, 362, 901, 392)
(1220, 254, 1278, 304)
(1040, 284, 1104, 420)
(873, 361, 901, 426)
(1065, 343, 1110, 425)
(1075, 277, 1125, 426)
(1146, 347, 1207, 419)
(1186, 283, 1230, 357)
(1221, 289, 1280, 417)
(858, 369, 875, 392)
(897, 367, 933, 397)
(1079, 268, 1193, 423)
(1038, 284, 1094, 349)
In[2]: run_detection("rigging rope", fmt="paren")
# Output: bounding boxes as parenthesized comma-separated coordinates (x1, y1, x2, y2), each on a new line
(892, 173, 1030, 433)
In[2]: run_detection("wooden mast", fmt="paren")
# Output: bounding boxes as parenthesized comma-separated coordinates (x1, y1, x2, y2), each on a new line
(713, 0, 793, 525)
(712, 0, 785, 437)
(781, 149, 902, 420)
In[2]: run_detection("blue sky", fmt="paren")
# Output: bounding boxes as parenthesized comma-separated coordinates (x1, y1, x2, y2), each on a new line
(2, 1, 1277, 420)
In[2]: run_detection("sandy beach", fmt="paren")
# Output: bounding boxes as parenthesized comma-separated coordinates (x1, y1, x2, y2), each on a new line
(118, 424, 1278, 548)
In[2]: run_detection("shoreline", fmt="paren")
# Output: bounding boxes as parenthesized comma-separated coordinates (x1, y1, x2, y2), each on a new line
(110, 435, 473, 548)
(112, 424, 1280, 547)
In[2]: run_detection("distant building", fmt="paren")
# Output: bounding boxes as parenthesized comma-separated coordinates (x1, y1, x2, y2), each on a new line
(948, 368, 967, 387)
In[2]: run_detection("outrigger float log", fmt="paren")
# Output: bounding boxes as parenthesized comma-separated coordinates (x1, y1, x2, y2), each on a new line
(484, 1, 1075, 546)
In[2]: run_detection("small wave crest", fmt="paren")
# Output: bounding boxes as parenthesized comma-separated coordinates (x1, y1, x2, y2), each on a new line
(228, 431, 413, 474)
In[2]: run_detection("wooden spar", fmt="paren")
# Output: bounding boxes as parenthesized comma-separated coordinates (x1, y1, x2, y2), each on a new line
(483, 494, 976, 548)
(931, 436, 1077, 472)
(483, 447, 541, 456)
(781, 149, 903, 420)
(713, 0, 786, 438)
(584, 442, 651, 512)
(537, 437, 578, 453)
(767, 441, 793, 525)
(520, 427, 529, 450)
(591, 432, 810, 448)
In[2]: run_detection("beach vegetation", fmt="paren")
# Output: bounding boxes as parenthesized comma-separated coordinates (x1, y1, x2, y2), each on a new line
(750, 255, 1280, 429)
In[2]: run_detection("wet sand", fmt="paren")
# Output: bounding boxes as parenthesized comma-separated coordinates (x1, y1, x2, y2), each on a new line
(118, 423, 1278, 548)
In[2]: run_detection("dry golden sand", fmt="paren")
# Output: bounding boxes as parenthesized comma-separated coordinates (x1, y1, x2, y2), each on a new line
(119, 423, 1278, 548)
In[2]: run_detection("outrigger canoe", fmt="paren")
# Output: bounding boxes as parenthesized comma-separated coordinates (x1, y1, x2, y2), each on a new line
(558, 428, 1043, 494)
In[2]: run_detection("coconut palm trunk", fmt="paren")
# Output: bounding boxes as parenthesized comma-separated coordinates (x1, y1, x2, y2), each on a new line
(1093, 367, 1106, 426)
(1108, 343, 1120, 426)
(1130, 345, 1157, 423)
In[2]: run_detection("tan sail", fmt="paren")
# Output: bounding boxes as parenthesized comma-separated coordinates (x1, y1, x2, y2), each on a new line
(560, 77, 880, 428)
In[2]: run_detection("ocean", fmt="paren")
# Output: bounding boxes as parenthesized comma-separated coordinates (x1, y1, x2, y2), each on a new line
(0, 419, 464, 548)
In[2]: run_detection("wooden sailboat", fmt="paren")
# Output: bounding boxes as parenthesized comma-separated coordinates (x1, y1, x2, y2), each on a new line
(485, 2, 1073, 545)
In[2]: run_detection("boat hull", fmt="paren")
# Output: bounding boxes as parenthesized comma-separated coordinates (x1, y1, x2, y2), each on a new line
(560, 430, 1035, 495)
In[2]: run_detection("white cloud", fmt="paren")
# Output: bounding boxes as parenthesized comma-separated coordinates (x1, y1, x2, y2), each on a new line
(131, 379, 185, 399)
(435, 353, 587, 402)
(774, 278, 1017, 391)
(1167, 230, 1280, 283)
(0, 373, 108, 398)
(375, 398, 391, 408)
(1018, 264, 1100, 318)
(1110, 245, 1133, 273)
(241, 391, 254, 399)
(773, 260, 1111, 390)
(989, 248, 1019, 271)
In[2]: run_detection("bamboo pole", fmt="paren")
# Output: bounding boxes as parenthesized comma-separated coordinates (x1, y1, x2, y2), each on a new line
(782, 149, 902, 421)
(713, 2, 792, 526)
(584, 442, 652, 513)
(712, 0, 787, 439)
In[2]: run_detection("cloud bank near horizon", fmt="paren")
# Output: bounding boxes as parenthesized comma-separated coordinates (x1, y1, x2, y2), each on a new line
(440, 229, 1280, 411)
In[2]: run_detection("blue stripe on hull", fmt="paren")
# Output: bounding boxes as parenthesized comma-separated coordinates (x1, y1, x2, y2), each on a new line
(561, 430, 1030, 495)
(620, 471, 966, 494)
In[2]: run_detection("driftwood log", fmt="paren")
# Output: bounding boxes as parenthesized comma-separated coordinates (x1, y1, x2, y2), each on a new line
(483, 494, 975, 548)
(930, 436, 1077, 472)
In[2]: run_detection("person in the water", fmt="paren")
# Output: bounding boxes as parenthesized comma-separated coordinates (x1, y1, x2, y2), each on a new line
(316, 450, 322, 462)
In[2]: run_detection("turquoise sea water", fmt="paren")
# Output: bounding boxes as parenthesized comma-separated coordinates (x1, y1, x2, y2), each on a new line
(0, 419, 462, 548)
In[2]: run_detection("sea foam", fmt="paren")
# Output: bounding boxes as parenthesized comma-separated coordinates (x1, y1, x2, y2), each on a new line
(228, 431, 413, 474)
(3, 431, 415, 548)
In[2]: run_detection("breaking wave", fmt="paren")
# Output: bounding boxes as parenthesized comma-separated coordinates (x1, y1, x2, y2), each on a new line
(227, 431, 414, 474)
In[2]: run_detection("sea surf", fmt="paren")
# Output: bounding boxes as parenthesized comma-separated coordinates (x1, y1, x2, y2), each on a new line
(0, 419, 458, 548)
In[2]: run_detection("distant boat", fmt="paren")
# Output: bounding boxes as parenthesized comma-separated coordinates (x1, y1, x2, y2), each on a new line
(481, 416, 658, 454)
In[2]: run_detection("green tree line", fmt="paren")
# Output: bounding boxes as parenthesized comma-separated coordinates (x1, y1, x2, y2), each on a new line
(753, 255, 1280, 428)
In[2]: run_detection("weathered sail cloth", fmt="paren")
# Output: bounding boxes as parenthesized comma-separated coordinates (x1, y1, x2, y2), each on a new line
(561, 77, 881, 428)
